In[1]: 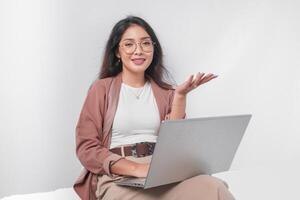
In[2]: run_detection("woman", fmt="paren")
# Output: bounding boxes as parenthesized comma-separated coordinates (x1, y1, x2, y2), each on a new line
(74, 16, 234, 200)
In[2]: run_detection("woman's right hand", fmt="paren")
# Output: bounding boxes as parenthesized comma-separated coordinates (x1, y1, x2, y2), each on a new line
(133, 163, 150, 178)
(110, 158, 150, 178)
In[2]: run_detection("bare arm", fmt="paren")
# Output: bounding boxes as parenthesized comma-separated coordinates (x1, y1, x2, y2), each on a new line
(110, 158, 149, 178)
(170, 72, 218, 120)
(169, 93, 186, 120)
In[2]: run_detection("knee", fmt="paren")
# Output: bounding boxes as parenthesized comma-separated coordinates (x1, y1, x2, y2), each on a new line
(173, 175, 234, 200)
(190, 175, 229, 189)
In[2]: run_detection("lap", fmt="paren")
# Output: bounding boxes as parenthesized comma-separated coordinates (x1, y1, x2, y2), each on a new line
(96, 174, 231, 200)
(96, 156, 233, 200)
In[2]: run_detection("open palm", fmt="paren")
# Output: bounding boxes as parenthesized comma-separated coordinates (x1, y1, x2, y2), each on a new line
(175, 72, 218, 96)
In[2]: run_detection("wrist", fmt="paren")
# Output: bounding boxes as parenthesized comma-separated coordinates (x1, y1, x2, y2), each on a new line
(174, 92, 186, 99)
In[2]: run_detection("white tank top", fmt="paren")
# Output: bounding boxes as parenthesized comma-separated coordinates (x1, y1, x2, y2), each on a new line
(109, 81, 161, 149)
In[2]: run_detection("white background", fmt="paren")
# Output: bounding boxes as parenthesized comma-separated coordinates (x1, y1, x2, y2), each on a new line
(0, 0, 299, 198)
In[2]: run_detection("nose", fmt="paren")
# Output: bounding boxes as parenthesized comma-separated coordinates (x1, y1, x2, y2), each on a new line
(134, 43, 143, 55)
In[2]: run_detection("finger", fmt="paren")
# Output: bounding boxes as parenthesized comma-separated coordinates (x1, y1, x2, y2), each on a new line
(189, 72, 202, 87)
(203, 73, 215, 79)
(194, 72, 205, 86)
(198, 73, 215, 84)
(186, 74, 194, 87)
(198, 73, 213, 85)
(199, 74, 218, 85)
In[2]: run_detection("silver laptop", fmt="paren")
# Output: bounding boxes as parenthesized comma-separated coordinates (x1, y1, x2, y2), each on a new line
(115, 114, 251, 189)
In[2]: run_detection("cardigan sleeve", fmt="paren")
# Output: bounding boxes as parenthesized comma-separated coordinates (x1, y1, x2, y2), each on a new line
(75, 80, 123, 176)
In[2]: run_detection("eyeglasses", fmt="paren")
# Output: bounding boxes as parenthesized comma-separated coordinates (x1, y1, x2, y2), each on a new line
(119, 39, 155, 54)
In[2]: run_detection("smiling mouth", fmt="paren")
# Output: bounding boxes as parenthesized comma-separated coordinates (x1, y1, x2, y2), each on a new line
(131, 58, 146, 65)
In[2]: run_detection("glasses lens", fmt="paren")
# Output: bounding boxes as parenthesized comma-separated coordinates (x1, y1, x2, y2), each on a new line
(123, 41, 136, 54)
(141, 40, 154, 52)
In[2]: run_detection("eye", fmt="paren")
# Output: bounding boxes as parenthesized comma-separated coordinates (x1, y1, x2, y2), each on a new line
(124, 42, 134, 47)
(142, 41, 151, 46)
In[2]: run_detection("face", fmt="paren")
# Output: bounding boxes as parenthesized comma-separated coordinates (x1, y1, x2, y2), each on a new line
(116, 24, 154, 75)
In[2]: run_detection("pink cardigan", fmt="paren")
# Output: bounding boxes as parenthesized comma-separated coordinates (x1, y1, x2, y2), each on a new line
(74, 72, 180, 200)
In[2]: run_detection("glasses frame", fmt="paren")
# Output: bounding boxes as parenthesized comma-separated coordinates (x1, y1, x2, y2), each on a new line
(119, 39, 156, 55)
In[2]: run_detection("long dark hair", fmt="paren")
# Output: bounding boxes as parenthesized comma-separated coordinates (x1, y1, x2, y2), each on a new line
(98, 16, 175, 90)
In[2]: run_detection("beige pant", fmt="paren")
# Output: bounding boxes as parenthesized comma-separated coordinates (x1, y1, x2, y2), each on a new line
(96, 156, 235, 200)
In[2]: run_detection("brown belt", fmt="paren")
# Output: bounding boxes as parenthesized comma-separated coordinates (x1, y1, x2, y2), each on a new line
(110, 142, 155, 157)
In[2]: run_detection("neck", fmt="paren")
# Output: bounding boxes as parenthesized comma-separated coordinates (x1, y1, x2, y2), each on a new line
(121, 70, 146, 88)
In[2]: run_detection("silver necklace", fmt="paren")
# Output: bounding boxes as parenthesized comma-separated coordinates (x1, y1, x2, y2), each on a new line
(132, 85, 145, 99)
(125, 83, 146, 99)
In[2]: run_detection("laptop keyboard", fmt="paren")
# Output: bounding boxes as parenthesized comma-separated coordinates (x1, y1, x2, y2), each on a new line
(116, 177, 146, 187)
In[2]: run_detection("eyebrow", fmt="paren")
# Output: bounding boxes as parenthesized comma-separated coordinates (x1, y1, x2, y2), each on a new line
(122, 36, 151, 41)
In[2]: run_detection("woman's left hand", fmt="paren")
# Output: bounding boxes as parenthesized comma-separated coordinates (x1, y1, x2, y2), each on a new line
(175, 72, 218, 97)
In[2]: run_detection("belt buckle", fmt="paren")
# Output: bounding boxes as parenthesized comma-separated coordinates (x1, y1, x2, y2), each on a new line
(131, 143, 138, 157)
(147, 142, 155, 155)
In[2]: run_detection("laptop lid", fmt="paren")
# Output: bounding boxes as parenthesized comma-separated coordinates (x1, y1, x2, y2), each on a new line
(144, 114, 251, 189)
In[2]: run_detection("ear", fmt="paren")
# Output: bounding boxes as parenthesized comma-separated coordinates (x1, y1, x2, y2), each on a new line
(115, 50, 120, 59)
